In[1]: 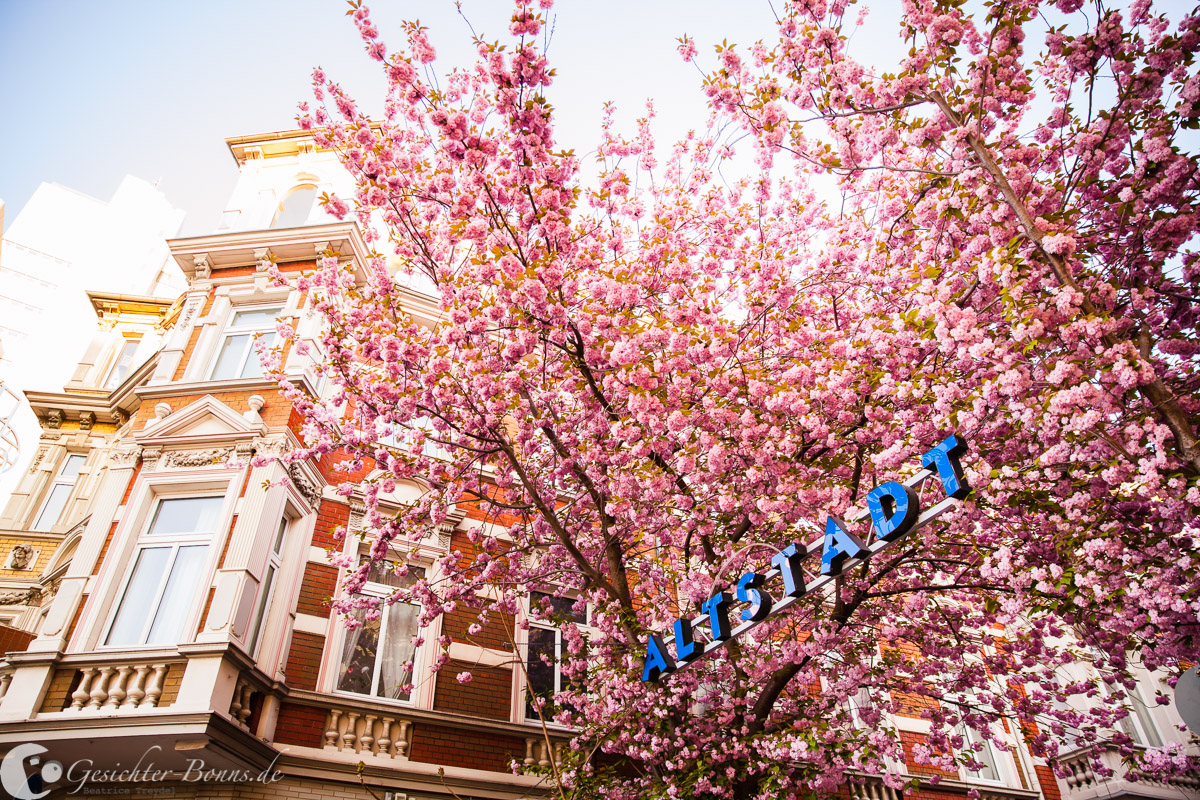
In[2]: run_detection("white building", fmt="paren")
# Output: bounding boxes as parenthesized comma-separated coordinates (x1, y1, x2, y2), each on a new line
(0, 176, 187, 501)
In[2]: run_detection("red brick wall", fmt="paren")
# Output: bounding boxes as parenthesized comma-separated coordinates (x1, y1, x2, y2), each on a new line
(273, 701, 327, 748)
(441, 603, 515, 651)
(0, 624, 34, 654)
(1035, 764, 1062, 800)
(284, 630, 326, 691)
(296, 563, 338, 617)
(433, 659, 512, 720)
(900, 730, 958, 779)
(313, 499, 348, 550)
(408, 723, 526, 773)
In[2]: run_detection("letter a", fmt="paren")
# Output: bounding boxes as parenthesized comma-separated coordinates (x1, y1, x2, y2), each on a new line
(820, 516, 866, 576)
(642, 633, 676, 682)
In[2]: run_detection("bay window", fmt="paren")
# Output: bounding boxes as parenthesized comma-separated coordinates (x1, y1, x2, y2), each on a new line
(209, 306, 282, 380)
(105, 496, 223, 647)
(245, 515, 289, 655)
(335, 561, 424, 702)
(33, 454, 85, 530)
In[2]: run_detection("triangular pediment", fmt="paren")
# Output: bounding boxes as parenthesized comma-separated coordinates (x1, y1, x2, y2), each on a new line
(136, 394, 267, 445)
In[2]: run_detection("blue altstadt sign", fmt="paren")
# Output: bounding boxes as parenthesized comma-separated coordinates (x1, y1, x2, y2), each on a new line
(642, 433, 972, 682)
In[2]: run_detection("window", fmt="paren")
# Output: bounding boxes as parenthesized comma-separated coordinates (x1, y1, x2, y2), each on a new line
(105, 496, 223, 647)
(959, 724, 1002, 783)
(270, 185, 318, 229)
(335, 561, 424, 702)
(377, 416, 452, 460)
(104, 338, 141, 389)
(245, 516, 288, 655)
(33, 454, 85, 530)
(1118, 680, 1163, 747)
(209, 306, 283, 381)
(524, 592, 587, 721)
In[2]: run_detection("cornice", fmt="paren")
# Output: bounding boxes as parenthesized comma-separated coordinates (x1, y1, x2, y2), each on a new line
(167, 222, 371, 282)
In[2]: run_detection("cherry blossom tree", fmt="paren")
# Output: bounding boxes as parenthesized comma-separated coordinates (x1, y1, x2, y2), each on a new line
(272, 1, 1200, 797)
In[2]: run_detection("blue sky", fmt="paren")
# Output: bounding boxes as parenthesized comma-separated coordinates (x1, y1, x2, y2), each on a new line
(2, 0, 878, 236)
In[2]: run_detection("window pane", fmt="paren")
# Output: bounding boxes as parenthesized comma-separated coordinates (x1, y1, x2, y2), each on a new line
(33, 483, 72, 530)
(364, 561, 424, 589)
(963, 729, 999, 782)
(145, 545, 209, 645)
(230, 307, 282, 328)
(106, 547, 171, 646)
(525, 627, 558, 718)
(531, 592, 586, 625)
(246, 565, 277, 652)
(147, 497, 223, 536)
(377, 602, 420, 701)
(59, 454, 86, 480)
(211, 334, 251, 380)
(336, 606, 381, 696)
(272, 518, 288, 555)
(1130, 689, 1163, 747)
(105, 340, 139, 388)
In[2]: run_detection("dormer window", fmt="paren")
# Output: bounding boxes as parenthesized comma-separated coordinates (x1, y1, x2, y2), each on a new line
(270, 185, 318, 229)
(209, 306, 282, 381)
(104, 338, 140, 389)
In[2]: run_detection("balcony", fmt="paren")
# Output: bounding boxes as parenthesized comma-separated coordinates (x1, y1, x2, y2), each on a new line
(1054, 743, 1200, 800)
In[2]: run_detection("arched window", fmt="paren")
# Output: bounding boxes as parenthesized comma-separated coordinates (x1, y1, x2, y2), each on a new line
(270, 184, 318, 229)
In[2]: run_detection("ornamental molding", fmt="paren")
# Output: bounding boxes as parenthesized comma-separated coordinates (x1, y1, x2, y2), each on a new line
(0, 586, 41, 606)
(252, 435, 291, 459)
(109, 445, 142, 469)
(27, 447, 47, 475)
(141, 447, 163, 473)
(286, 464, 321, 508)
(160, 448, 235, 469)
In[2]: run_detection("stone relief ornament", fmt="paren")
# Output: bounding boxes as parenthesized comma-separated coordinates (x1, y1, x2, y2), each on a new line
(45, 410, 64, 430)
(286, 464, 320, 507)
(161, 448, 234, 469)
(252, 435, 290, 459)
(6, 544, 35, 571)
(140, 447, 163, 473)
(0, 586, 40, 606)
(27, 447, 48, 475)
(109, 445, 143, 469)
(78, 411, 96, 431)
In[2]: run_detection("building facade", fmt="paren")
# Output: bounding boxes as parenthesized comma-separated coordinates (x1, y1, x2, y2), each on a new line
(0, 131, 1193, 800)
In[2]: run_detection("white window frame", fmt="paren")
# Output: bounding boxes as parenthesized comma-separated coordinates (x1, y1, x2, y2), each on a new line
(33, 453, 86, 531)
(98, 493, 225, 650)
(245, 515, 290, 657)
(103, 337, 141, 389)
(207, 303, 284, 381)
(521, 591, 591, 726)
(330, 556, 427, 707)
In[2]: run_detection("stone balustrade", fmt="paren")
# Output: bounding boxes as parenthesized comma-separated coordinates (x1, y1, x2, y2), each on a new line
(68, 662, 172, 711)
(323, 705, 414, 760)
(521, 736, 563, 770)
(1054, 743, 1200, 799)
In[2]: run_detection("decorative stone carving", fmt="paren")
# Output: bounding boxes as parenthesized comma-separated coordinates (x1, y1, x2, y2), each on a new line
(287, 464, 320, 507)
(6, 544, 34, 570)
(193, 254, 212, 280)
(348, 501, 366, 535)
(27, 447, 47, 475)
(109, 445, 142, 469)
(78, 411, 96, 431)
(153, 402, 172, 420)
(161, 448, 234, 469)
(436, 523, 454, 551)
(254, 248, 273, 273)
(252, 435, 290, 459)
(247, 395, 266, 413)
(0, 586, 40, 605)
(140, 448, 163, 473)
(45, 410, 64, 430)
(113, 408, 130, 427)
